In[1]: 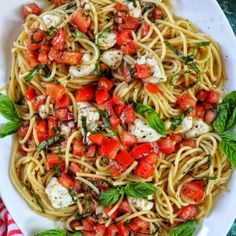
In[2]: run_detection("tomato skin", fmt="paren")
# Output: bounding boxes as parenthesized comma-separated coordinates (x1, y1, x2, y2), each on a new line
(181, 138, 196, 148)
(27, 28, 45, 51)
(71, 10, 91, 33)
(131, 143, 152, 159)
(145, 83, 159, 94)
(169, 133, 183, 144)
(116, 30, 132, 46)
(21, 3, 42, 18)
(55, 108, 68, 121)
(134, 64, 152, 79)
(75, 85, 95, 102)
(115, 150, 134, 168)
(152, 7, 163, 20)
(98, 77, 113, 91)
(158, 138, 176, 154)
(85, 145, 97, 157)
(52, 28, 67, 50)
(121, 132, 137, 147)
(38, 50, 49, 64)
(204, 109, 216, 124)
(110, 115, 120, 129)
(115, 2, 129, 11)
(96, 89, 110, 105)
(94, 225, 106, 236)
(70, 162, 82, 175)
(88, 133, 105, 145)
(47, 153, 60, 168)
(120, 104, 136, 124)
(120, 16, 140, 31)
(195, 104, 205, 119)
(106, 224, 119, 236)
(121, 65, 132, 83)
(196, 89, 208, 102)
(177, 94, 196, 111)
(207, 90, 221, 104)
(18, 126, 29, 138)
(82, 217, 95, 231)
(112, 97, 125, 115)
(178, 205, 197, 220)
(55, 94, 71, 109)
(58, 172, 75, 188)
(121, 40, 138, 56)
(141, 22, 150, 37)
(73, 139, 85, 157)
(35, 120, 48, 142)
(110, 165, 122, 178)
(182, 180, 205, 204)
(116, 222, 129, 236)
(25, 88, 37, 100)
(24, 50, 40, 68)
(46, 83, 65, 102)
(54, 0, 64, 6)
(48, 117, 58, 137)
(100, 138, 120, 159)
(118, 200, 132, 213)
(128, 217, 150, 232)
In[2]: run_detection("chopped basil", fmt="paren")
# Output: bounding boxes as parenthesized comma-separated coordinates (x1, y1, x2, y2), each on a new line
(53, 165, 61, 178)
(169, 70, 191, 88)
(44, 26, 58, 38)
(74, 29, 85, 40)
(15, 92, 25, 105)
(76, 212, 91, 220)
(37, 131, 60, 152)
(169, 220, 198, 236)
(207, 154, 212, 167)
(84, 196, 90, 213)
(68, 189, 77, 203)
(66, 2, 77, 10)
(81, 116, 88, 145)
(98, 109, 111, 128)
(24, 64, 47, 82)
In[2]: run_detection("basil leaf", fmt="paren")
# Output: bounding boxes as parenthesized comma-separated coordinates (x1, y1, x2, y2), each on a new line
(66, 3, 77, 10)
(133, 103, 152, 114)
(220, 131, 236, 141)
(81, 116, 88, 145)
(84, 196, 90, 213)
(147, 110, 166, 135)
(164, 41, 185, 60)
(99, 188, 124, 208)
(15, 92, 25, 105)
(124, 183, 157, 198)
(225, 106, 236, 131)
(53, 165, 61, 178)
(169, 221, 198, 236)
(98, 109, 111, 128)
(44, 26, 58, 38)
(169, 70, 191, 88)
(37, 132, 60, 152)
(220, 139, 236, 168)
(224, 91, 236, 104)
(68, 190, 77, 203)
(74, 29, 85, 40)
(24, 64, 46, 82)
(0, 120, 23, 138)
(34, 229, 84, 236)
(76, 212, 91, 220)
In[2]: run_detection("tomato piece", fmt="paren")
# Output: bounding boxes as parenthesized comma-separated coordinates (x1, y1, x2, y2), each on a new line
(102, 99, 114, 116)
(24, 50, 40, 68)
(31, 96, 46, 112)
(100, 138, 120, 159)
(21, 3, 42, 18)
(98, 77, 113, 91)
(75, 85, 95, 102)
(134, 64, 152, 79)
(195, 104, 205, 119)
(112, 96, 125, 115)
(47, 153, 60, 168)
(25, 88, 37, 100)
(73, 139, 85, 157)
(110, 165, 122, 178)
(110, 115, 120, 129)
(120, 104, 136, 124)
(177, 94, 196, 111)
(141, 22, 150, 37)
(196, 89, 208, 102)
(116, 30, 133, 46)
(54, 0, 64, 6)
(116, 222, 129, 236)
(38, 45, 51, 64)
(182, 180, 205, 204)
(94, 225, 106, 236)
(204, 109, 216, 124)
(88, 133, 105, 145)
(85, 144, 97, 157)
(118, 200, 132, 213)
(178, 205, 197, 220)
(96, 89, 110, 105)
(55, 94, 71, 109)
(131, 143, 152, 159)
(55, 108, 68, 121)
(27, 28, 45, 51)
(70, 162, 82, 175)
(18, 125, 29, 138)
(115, 150, 134, 168)
(207, 90, 221, 104)
(121, 132, 137, 147)
(35, 120, 48, 142)
(121, 40, 138, 56)
(169, 133, 183, 144)
(46, 83, 65, 102)
(81, 231, 96, 236)
(71, 10, 91, 33)
(115, 3, 129, 11)
(145, 83, 159, 94)
(48, 117, 58, 137)
(120, 16, 140, 31)
(134, 153, 158, 179)
(128, 217, 150, 232)
(106, 224, 119, 236)
(121, 65, 132, 83)
(181, 138, 196, 148)
(52, 28, 67, 50)
(158, 138, 176, 154)
(152, 7, 163, 20)
(58, 172, 75, 188)
(82, 217, 95, 231)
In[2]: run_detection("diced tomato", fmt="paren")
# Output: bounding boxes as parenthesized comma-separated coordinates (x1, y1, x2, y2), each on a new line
(70, 162, 82, 175)
(121, 40, 138, 56)
(27, 28, 45, 51)
(169, 133, 183, 144)
(71, 10, 91, 33)
(134, 153, 158, 179)
(120, 104, 136, 124)
(102, 99, 114, 116)
(116, 30, 133, 46)
(131, 143, 152, 159)
(98, 77, 113, 91)
(55, 94, 71, 109)
(118, 200, 132, 213)
(145, 83, 159, 94)
(85, 144, 97, 157)
(115, 2, 129, 11)
(110, 165, 122, 178)
(100, 138, 120, 159)
(47, 153, 60, 167)
(134, 64, 152, 79)
(177, 94, 196, 111)
(54, 0, 64, 7)
(55, 108, 68, 121)
(73, 139, 85, 157)
(106, 225, 119, 236)
(46, 83, 65, 102)
(21, 3, 42, 18)
(112, 97, 125, 115)
(158, 138, 176, 154)
(75, 85, 95, 102)
(196, 89, 208, 102)
(96, 89, 110, 105)
(35, 120, 48, 142)
(48, 117, 57, 137)
(204, 109, 216, 124)
(121, 65, 132, 83)
(18, 125, 29, 138)
(88, 133, 105, 145)
(141, 22, 150, 37)
(23, 50, 40, 68)
(207, 90, 221, 104)
(116, 222, 129, 236)
(81, 231, 96, 236)
(31, 96, 46, 112)
(181, 138, 196, 148)
(81, 217, 95, 231)
(110, 115, 120, 129)
(195, 104, 205, 119)
(152, 7, 163, 20)
(120, 16, 140, 31)
(115, 11, 128, 24)
(128, 217, 150, 232)
(115, 150, 134, 168)
(204, 103, 213, 110)
(52, 28, 67, 50)
(182, 180, 205, 204)
(25, 88, 37, 100)
(121, 132, 137, 147)
(94, 225, 106, 236)
(58, 172, 75, 188)
(38, 50, 48, 64)
(178, 205, 197, 220)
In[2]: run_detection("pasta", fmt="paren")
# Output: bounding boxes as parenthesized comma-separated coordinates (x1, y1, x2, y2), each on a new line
(5, 0, 234, 235)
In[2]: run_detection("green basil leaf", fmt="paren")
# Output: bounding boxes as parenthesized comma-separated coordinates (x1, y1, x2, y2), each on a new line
(224, 91, 236, 105)
(225, 106, 236, 130)
(0, 120, 23, 138)
(98, 109, 111, 128)
(15, 92, 25, 105)
(164, 41, 185, 60)
(213, 103, 229, 133)
(84, 196, 90, 213)
(44, 26, 58, 38)
(220, 139, 236, 168)
(124, 183, 157, 198)
(76, 212, 91, 220)
(99, 188, 124, 208)
(34, 229, 84, 236)
(74, 29, 85, 40)
(220, 131, 236, 141)
(81, 116, 88, 145)
(37, 132, 60, 152)
(24, 64, 46, 82)
(53, 165, 61, 178)
(147, 110, 166, 135)
(169, 220, 198, 236)
(133, 103, 152, 114)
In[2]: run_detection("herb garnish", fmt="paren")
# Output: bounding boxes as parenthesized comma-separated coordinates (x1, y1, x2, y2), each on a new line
(169, 220, 198, 236)
(68, 189, 77, 203)
(98, 109, 111, 128)
(74, 29, 85, 40)
(81, 116, 88, 145)
(34, 229, 84, 236)
(44, 26, 58, 38)
(15, 92, 25, 105)
(24, 64, 47, 82)
(53, 165, 61, 178)
(37, 131, 60, 152)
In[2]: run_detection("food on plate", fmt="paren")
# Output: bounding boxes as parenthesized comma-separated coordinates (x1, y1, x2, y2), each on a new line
(0, 0, 235, 235)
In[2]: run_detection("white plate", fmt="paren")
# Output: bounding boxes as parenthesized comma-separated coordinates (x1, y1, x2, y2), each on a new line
(0, 0, 236, 235)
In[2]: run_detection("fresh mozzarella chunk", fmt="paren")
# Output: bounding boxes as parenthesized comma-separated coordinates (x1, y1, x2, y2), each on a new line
(129, 196, 154, 211)
(81, 0, 91, 11)
(101, 49, 123, 70)
(164, 119, 172, 131)
(176, 116, 193, 133)
(136, 55, 167, 83)
(42, 14, 62, 28)
(60, 124, 71, 138)
(45, 177, 74, 209)
(69, 53, 95, 77)
(125, 0, 142, 18)
(185, 119, 212, 138)
(38, 104, 48, 119)
(129, 118, 162, 142)
(96, 31, 117, 50)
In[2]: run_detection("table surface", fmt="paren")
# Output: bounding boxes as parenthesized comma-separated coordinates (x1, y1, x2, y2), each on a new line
(217, 1, 236, 235)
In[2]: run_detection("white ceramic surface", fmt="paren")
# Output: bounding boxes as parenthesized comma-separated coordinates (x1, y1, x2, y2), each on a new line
(0, 0, 236, 235)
